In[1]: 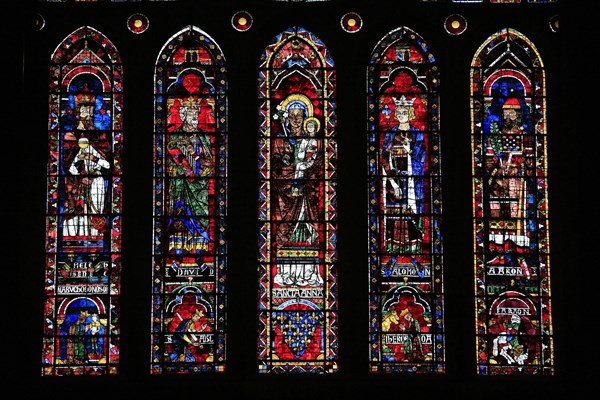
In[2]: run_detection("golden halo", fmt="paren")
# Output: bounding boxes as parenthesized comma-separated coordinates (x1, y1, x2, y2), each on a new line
(279, 93, 313, 117)
(303, 116, 320, 133)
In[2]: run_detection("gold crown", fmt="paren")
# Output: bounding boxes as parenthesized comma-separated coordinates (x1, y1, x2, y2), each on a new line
(193, 309, 204, 317)
(182, 96, 198, 108)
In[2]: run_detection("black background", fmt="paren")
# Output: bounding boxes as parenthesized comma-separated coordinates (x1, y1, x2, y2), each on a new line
(12, 1, 592, 399)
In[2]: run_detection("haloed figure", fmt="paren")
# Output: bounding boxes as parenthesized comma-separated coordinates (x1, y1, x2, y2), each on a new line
(291, 117, 319, 197)
(272, 95, 323, 287)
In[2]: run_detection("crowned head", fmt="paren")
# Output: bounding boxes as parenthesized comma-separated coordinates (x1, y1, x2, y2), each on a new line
(392, 95, 416, 108)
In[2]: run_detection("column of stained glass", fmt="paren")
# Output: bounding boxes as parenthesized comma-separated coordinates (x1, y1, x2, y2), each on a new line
(257, 27, 338, 373)
(471, 28, 553, 375)
(367, 27, 445, 373)
(42, 26, 123, 376)
(151, 26, 227, 373)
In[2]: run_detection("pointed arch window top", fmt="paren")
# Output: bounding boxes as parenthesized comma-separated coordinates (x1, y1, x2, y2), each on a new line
(370, 26, 436, 65)
(52, 26, 120, 65)
(156, 25, 226, 67)
(260, 26, 334, 69)
(471, 28, 544, 68)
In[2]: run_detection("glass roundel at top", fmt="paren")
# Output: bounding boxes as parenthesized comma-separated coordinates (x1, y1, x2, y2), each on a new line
(127, 13, 149, 34)
(444, 14, 467, 35)
(232, 11, 253, 32)
(340, 12, 362, 33)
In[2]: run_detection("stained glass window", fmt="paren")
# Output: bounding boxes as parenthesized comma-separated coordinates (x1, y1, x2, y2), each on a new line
(257, 26, 338, 373)
(151, 25, 227, 374)
(23, 0, 574, 394)
(471, 28, 553, 375)
(367, 27, 445, 373)
(42, 26, 123, 376)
